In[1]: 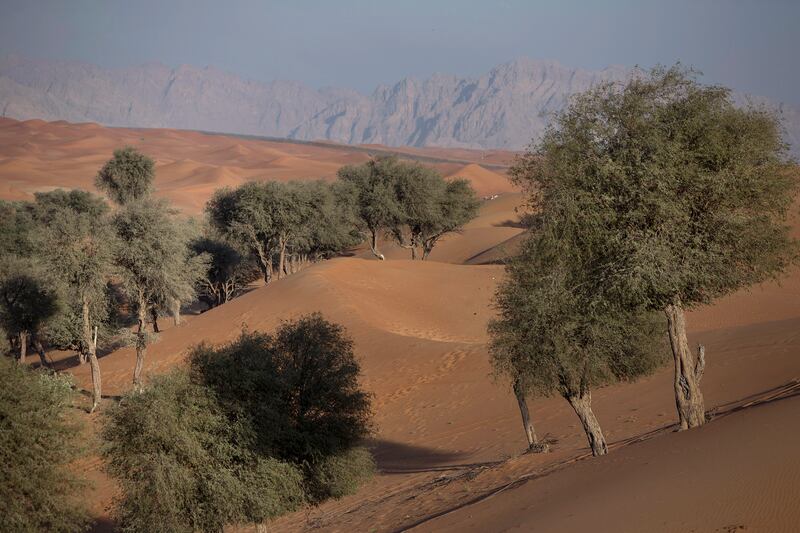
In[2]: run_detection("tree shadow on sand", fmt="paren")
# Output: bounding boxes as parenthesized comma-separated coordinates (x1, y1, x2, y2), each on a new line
(367, 439, 503, 474)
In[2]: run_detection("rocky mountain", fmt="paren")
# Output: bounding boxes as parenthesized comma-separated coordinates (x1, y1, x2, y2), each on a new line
(1, 54, 797, 154)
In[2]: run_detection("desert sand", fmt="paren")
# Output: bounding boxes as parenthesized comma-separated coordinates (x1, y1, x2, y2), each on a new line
(2, 118, 799, 532)
(0, 117, 516, 214)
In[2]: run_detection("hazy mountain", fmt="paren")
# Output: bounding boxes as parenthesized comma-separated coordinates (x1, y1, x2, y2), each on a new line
(1, 54, 797, 154)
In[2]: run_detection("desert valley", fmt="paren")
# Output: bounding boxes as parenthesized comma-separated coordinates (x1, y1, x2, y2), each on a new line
(1, 114, 799, 532)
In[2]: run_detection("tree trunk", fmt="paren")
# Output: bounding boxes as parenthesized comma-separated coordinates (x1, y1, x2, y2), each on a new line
(150, 307, 160, 333)
(370, 230, 385, 261)
(664, 301, 706, 430)
(278, 236, 286, 280)
(33, 337, 50, 369)
(133, 301, 147, 392)
(410, 246, 417, 260)
(18, 330, 27, 363)
(422, 244, 432, 260)
(82, 297, 102, 412)
(513, 380, 546, 452)
(565, 389, 607, 456)
(171, 298, 181, 326)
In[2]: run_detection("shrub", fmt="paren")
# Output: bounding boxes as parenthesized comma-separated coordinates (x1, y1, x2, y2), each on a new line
(0, 358, 89, 533)
(189, 314, 373, 465)
(102, 371, 304, 533)
(306, 446, 377, 501)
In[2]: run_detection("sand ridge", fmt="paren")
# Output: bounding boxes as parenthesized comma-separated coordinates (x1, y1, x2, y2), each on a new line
(3, 118, 798, 532)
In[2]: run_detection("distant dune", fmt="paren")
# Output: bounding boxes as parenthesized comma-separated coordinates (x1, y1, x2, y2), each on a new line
(0, 117, 516, 213)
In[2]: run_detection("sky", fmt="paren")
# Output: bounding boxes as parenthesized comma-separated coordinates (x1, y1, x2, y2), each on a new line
(1, 0, 798, 105)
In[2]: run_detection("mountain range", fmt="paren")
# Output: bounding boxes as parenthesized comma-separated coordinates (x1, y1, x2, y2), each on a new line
(1, 54, 797, 154)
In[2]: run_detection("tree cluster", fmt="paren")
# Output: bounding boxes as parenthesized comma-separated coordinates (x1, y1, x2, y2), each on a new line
(0, 148, 209, 410)
(207, 180, 361, 284)
(103, 314, 374, 532)
(337, 157, 480, 260)
(491, 66, 798, 455)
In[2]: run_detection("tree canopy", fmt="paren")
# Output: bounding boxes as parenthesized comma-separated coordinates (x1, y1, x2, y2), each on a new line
(95, 147, 155, 205)
(509, 65, 798, 430)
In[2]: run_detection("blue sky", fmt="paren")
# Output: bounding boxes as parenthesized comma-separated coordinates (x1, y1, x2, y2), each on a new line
(1, 0, 798, 105)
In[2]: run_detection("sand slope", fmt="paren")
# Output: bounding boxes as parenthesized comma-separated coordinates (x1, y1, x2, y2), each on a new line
(4, 119, 798, 532)
(0, 117, 516, 213)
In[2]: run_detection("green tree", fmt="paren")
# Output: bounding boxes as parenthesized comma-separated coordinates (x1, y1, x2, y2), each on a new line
(34, 190, 116, 411)
(113, 200, 205, 390)
(102, 371, 305, 533)
(0, 260, 60, 364)
(336, 157, 404, 260)
(206, 182, 281, 284)
(191, 234, 255, 309)
(490, 230, 667, 456)
(95, 147, 155, 205)
(190, 314, 374, 498)
(510, 66, 799, 429)
(0, 358, 90, 532)
(416, 179, 480, 260)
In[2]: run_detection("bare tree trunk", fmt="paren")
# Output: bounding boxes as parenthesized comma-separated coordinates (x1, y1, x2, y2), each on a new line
(513, 380, 546, 452)
(255, 243, 271, 284)
(565, 389, 607, 456)
(171, 298, 181, 326)
(133, 300, 147, 392)
(82, 297, 102, 412)
(370, 230, 385, 261)
(33, 336, 51, 369)
(18, 330, 27, 363)
(422, 244, 433, 260)
(410, 246, 417, 260)
(151, 307, 162, 333)
(664, 301, 706, 430)
(278, 235, 287, 280)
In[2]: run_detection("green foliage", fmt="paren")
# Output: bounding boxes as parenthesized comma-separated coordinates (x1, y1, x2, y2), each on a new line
(206, 180, 357, 281)
(191, 233, 259, 308)
(337, 157, 404, 250)
(337, 157, 479, 259)
(510, 65, 799, 311)
(112, 199, 206, 317)
(0, 259, 60, 348)
(95, 147, 155, 206)
(104, 315, 374, 531)
(306, 446, 376, 501)
(34, 191, 118, 350)
(489, 227, 668, 400)
(103, 371, 305, 533)
(189, 314, 373, 465)
(0, 358, 90, 532)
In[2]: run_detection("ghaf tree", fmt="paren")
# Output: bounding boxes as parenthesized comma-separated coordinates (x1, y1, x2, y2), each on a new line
(510, 66, 798, 430)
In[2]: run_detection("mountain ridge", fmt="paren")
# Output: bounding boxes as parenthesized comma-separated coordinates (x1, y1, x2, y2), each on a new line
(1, 54, 797, 154)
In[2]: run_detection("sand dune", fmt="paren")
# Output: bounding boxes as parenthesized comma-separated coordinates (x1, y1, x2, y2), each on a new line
(4, 118, 798, 532)
(0, 118, 514, 213)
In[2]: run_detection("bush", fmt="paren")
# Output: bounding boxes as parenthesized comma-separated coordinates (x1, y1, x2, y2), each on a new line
(104, 315, 374, 531)
(306, 446, 376, 501)
(189, 314, 373, 464)
(0, 358, 89, 533)
(102, 371, 304, 533)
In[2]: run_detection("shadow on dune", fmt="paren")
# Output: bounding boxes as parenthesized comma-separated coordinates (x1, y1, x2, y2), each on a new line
(88, 517, 116, 533)
(368, 439, 502, 474)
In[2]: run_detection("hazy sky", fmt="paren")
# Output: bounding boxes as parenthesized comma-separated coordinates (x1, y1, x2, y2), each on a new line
(1, 0, 798, 105)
